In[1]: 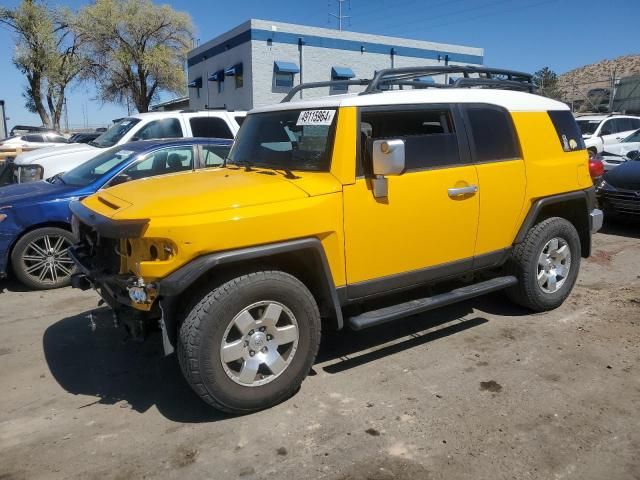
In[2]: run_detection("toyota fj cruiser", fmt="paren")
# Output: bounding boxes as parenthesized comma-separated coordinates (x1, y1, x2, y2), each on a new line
(69, 66, 603, 413)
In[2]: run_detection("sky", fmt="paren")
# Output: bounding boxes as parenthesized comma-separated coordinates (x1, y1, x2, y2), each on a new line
(1, 0, 638, 130)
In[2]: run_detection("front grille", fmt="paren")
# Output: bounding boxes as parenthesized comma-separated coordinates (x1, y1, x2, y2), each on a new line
(601, 189, 640, 215)
(76, 219, 121, 274)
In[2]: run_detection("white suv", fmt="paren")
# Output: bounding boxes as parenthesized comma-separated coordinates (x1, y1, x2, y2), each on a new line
(12, 110, 245, 183)
(576, 114, 640, 157)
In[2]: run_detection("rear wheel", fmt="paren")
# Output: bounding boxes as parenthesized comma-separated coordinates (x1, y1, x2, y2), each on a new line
(11, 227, 76, 290)
(506, 217, 581, 312)
(177, 270, 321, 413)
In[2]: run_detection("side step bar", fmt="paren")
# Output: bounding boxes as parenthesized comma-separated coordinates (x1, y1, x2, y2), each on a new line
(347, 276, 518, 331)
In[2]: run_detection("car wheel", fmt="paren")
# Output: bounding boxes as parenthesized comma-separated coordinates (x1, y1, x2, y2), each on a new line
(10, 227, 76, 290)
(506, 217, 581, 312)
(587, 148, 597, 159)
(177, 270, 321, 414)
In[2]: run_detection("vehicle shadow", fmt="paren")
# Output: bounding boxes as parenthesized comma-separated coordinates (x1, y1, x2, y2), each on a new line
(0, 277, 30, 294)
(43, 294, 512, 423)
(600, 218, 640, 239)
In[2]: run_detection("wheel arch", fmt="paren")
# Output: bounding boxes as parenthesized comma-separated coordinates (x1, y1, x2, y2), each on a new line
(158, 238, 344, 349)
(7, 221, 72, 264)
(514, 189, 594, 258)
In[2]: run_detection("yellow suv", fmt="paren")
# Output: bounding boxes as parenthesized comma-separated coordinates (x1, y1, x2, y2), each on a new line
(70, 67, 602, 413)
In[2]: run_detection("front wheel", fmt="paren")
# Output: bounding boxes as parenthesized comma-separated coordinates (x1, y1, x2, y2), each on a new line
(177, 270, 321, 413)
(10, 227, 76, 290)
(506, 217, 581, 312)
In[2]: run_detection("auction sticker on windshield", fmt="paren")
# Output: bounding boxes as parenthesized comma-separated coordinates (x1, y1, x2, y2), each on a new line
(297, 110, 336, 126)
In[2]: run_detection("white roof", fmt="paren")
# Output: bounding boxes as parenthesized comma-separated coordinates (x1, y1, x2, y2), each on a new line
(251, 89, 570, 114)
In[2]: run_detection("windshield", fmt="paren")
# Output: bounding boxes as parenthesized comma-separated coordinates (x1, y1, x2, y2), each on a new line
(60, 147, 138, 186)
(623, 129, 640, 143)
(228, 109, 337, 171)
(90, 118, 141, 148)
(576, 119, 601, 136)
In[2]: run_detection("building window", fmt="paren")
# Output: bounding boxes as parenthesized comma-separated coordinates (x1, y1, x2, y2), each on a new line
(225, 64, 244, 89)
(273, 61, 300, 90)
(208, 70, 225, 94)
(331, 66, 355, 92)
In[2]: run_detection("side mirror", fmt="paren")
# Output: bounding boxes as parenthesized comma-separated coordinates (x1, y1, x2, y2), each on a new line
(371, 139, 405, 198)
(130, 136, 140, 142)
(109, 173, 131, 186)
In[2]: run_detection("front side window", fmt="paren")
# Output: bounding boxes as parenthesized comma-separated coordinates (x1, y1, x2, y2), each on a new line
(228, 109, 337, 172)
(190, 117, 233, 139)
(135, 118, 183, 141)
(360, 107, 460, 172)
(121, 146, 195, 181)
(92, 118, 141, 148)
(576, 119, 601, 136)
(548, 110, 586, 152)
(464, 105, 520, 162)
(600, 120, 615, 135)
(61, 147, 138, 186)
(24, 135, 43, 142)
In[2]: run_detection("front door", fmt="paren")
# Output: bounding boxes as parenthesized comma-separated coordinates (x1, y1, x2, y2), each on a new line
(343, 105, 479, 299)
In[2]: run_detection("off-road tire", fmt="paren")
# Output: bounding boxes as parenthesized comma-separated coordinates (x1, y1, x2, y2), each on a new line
(177, 270, 321, 414)
(11, 227, 75, 290)
(506, 217, 581, 312)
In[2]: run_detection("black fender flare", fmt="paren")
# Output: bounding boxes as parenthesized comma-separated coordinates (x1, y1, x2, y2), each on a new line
(158, 238, 344, 346)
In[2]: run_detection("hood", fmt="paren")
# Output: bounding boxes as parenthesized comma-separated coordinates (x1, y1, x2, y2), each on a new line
(14, 143, 97, 165)
(0, 180, 79, 207)
(604, 161, 640, 191)
(81, 167, 318, 220)
(602, 142, 640, 157)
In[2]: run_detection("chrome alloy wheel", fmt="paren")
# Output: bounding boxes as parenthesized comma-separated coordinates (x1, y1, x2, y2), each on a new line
(21, 234, 74, 285)
(220, 301, 299, 387)
(537, 237, 571, 294)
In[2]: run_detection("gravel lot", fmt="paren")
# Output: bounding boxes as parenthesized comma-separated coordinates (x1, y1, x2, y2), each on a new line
(1, 221, 639, 480)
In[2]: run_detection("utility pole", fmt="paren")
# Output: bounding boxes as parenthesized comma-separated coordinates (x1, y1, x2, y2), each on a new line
(329, 0, 351, 31)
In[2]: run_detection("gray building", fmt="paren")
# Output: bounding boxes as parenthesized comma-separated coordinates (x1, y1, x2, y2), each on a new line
(187, 19, 484, 112)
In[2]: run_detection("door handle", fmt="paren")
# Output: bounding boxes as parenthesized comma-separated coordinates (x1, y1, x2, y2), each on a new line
(448, 185, 478, 197)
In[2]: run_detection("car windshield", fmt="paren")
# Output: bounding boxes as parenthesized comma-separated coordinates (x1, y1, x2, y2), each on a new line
(576, 119, 601, 135)
(90, 118, 141, 148)
(227, 109, 337, 172)
(623, 129, 640, 143)
(60, 147, 138, 186)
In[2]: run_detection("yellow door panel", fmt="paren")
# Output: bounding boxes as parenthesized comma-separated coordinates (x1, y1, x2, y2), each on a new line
(343, 166, 479, 285)
(474, 159, 526, 256)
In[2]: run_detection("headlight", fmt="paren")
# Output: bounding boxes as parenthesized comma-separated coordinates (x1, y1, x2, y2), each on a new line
(0, 214, 6, 223)
(16, 165, 44, 183)
(0, 205, 11, 223)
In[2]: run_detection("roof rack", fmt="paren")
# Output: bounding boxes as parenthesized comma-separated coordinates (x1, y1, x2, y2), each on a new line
(280, 66, 536, 102)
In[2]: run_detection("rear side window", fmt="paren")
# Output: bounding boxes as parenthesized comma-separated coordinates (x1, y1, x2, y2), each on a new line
(234, 116, 245, 126)
(360, 108, 460, 172)
(190, 117, 233, 139)
(24, 134, 43, 142)
(464, 105, 520, 162)
(548, 110, 586, 152)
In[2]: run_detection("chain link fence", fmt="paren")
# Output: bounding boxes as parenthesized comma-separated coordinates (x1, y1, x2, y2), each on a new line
(560, 75, 640, 115)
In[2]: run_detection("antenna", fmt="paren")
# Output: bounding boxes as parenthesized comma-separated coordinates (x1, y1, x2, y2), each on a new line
(329, 0, 351, 31)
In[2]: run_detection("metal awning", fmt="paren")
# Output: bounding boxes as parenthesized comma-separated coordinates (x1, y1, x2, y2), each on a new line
(208, 70, 224, 82)
(224, 64, 243, 76)
(331, 67, 355, 79)
(187, 77, 202, 88)
(274, 61, 300, 74)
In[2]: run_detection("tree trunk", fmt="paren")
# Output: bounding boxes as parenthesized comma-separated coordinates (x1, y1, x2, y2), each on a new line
(29, 72, 52, 128)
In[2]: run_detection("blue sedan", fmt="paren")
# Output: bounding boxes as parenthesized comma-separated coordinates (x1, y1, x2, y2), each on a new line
(0, 138, 232, 289)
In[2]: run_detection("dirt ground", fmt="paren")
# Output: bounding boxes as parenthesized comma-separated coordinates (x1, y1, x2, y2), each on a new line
(1, 221, 639, 480)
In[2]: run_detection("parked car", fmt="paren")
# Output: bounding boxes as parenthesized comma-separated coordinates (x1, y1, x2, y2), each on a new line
(599, 128, 640, 170)
(9, 110, 245, 185)
(576, 114, 640, 157)
(0, 138, 232, 290)
(68, 132, 101, 144)
(9, 125, 59, 137)
(596, 152, 640, 219)
(0, 132, 68, 152)
(70, 66, 601, 414)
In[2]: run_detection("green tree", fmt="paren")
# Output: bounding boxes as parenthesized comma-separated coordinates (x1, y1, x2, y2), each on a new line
(533, 67, 565, 101)
(77, 0, 194, 113)
(0, 1, 86, 130)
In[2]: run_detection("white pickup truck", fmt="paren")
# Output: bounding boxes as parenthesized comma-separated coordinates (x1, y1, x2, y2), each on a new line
(11, 110, 245, 183)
